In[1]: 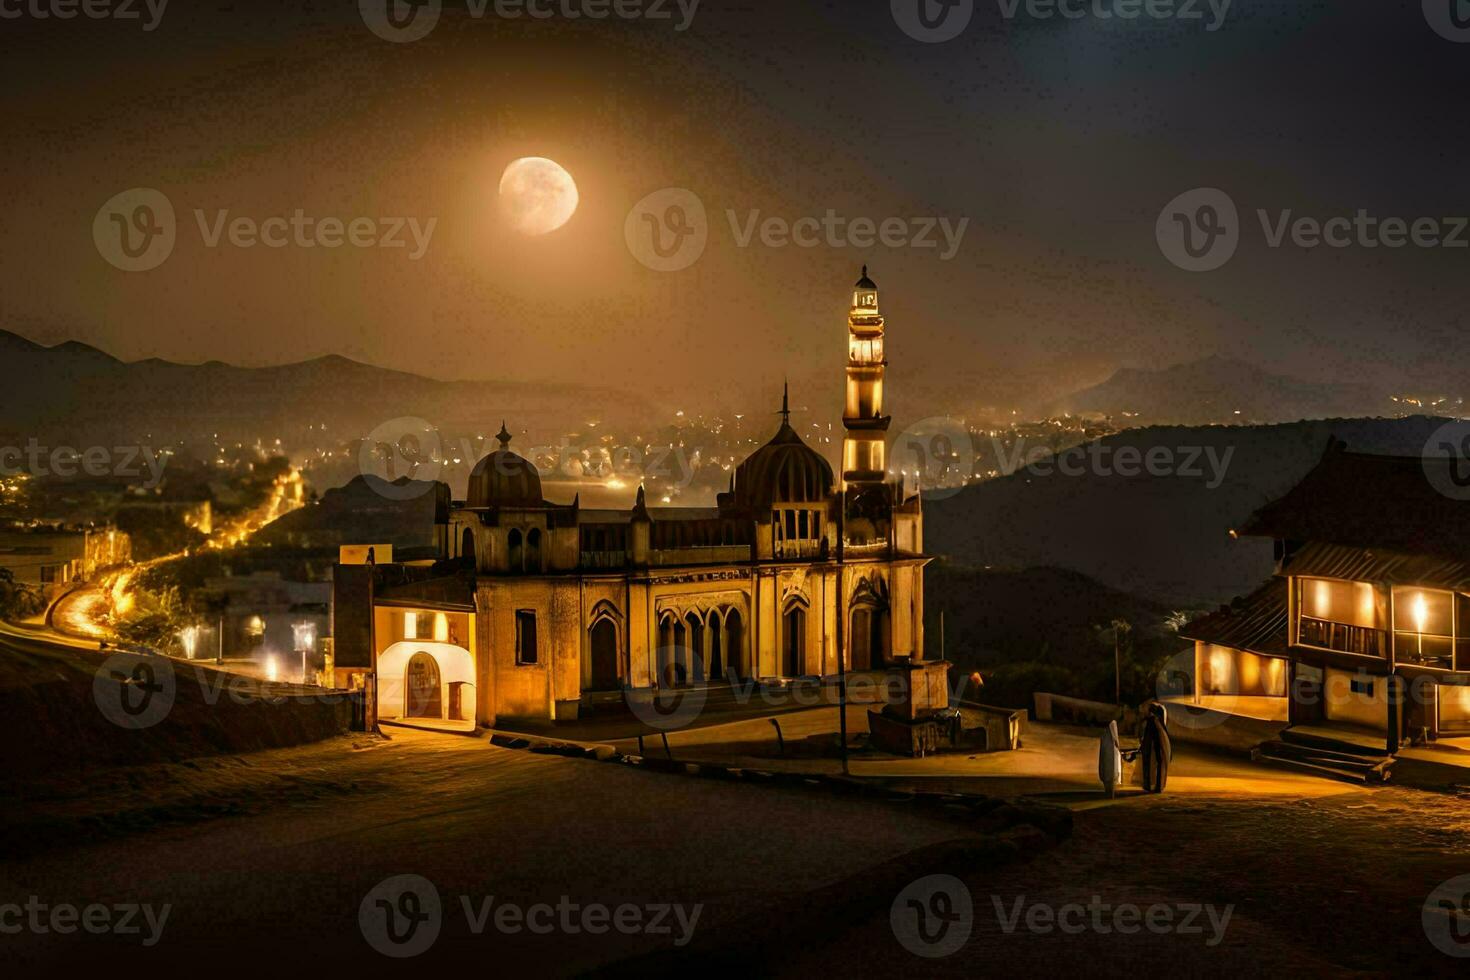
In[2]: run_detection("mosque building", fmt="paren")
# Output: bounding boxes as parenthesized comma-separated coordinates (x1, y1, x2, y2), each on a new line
(331, 268, 928, 727)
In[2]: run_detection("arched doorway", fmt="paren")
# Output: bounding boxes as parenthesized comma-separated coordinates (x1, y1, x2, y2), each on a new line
(725, 609, 746, 680)
(851, 604, 889, 670)
(851, 606, 873, 671)
(589, 618, 619, 691)
(685, 612, 705, 683)
(657, 615, 676, 688)
(706, 610, 724, 682)
(405, 652, 442, 718)
(783, 604, 806, 677)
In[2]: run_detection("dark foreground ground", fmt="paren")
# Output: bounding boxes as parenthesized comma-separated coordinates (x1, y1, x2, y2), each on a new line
(2, 726, 1467, 977)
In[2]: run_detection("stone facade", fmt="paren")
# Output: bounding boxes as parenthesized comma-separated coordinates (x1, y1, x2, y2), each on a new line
(343, 270, 929, 726)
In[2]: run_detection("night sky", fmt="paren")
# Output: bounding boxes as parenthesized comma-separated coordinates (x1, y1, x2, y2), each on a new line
(1, 1, 1466, 417)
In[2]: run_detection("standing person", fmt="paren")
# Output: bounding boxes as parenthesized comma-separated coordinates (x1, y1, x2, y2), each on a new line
(1140, 702, 1173, 794)
(1098, 719, 1123, 799)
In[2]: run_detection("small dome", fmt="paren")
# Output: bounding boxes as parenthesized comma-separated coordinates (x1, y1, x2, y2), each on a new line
(733, 389, 834, 508)
(466, 423, 543, 508)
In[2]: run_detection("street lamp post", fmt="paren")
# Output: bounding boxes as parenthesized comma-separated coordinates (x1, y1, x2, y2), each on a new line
(293, 621, 317, 685)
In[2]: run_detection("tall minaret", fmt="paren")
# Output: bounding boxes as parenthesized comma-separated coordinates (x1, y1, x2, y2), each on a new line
(842, 265, 890, 487)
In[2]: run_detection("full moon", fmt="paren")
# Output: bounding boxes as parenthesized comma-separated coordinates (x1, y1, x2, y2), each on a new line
(498, 157, 579, 236)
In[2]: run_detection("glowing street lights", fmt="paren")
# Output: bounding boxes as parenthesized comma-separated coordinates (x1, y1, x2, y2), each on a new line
(293, 620, 318, 685)
(179, 624, 200, 660)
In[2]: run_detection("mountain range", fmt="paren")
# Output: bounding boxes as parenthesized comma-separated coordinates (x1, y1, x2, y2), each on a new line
(1043, 355, 1388, 425)
(0, 329, 654, 452)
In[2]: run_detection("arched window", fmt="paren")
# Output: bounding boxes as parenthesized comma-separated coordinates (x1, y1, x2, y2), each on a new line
(783, 603, 806, 677)
(461, 528, 475, 565)
(508, 528, 523, 572)
(526, 528, 542, 573)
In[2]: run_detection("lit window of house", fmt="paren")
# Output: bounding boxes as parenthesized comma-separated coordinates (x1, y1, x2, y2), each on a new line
(1295, 577, 1384, 657)
(1391, 587, 1456, 670)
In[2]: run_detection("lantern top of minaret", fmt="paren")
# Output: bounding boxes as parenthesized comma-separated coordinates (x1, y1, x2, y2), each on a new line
(851, 265, 880, 317)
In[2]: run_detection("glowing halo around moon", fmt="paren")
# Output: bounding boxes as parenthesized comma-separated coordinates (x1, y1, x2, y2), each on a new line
(498, 157, 579, 236)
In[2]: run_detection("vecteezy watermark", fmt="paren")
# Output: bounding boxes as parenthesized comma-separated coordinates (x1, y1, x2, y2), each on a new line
(893, 417, 977, 501)
(358, 874, 702, 958)
(1158, 187, 1470, 272)
(0, 897, 171, 946)
(1424, 0, 1470, 43)
(1016, 441, 1234, 489)
(359, 0, 700, 44)
(0, 0, 168, 30)
(359, 417, 700, 501)
(891, 875, 974, 958)
(1156, 187, 1240, 273)
(94, 188, 437, 272)
(1424, 874, 1470, 957)
(93, 652, 177, 729)
(625, 188, 709, 272)
(1421, 420, 1470, 502)
(0, 440, 168, 488)
(93, 655, 355, 730)
(891, 0, 1230, 43)
(992, 895, 1233, 945)
(727, 210, 968, 261)
(891, 877, 1234, 958)
(359, 417, 444, 501)
(624, 188, 969, 272)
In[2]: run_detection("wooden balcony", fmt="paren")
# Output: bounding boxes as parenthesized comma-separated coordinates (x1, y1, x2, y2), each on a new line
(1298, 616, 1386, 658)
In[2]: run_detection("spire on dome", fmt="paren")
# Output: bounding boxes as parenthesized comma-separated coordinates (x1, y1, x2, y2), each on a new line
(496, 422, 512, 448)
(780, 380, 791, 426)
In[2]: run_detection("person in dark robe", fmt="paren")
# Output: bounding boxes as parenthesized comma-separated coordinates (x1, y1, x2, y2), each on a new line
(1139, 702, 1173, 793)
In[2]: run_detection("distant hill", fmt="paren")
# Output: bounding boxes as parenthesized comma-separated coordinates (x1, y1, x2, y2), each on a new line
(251, 476, 444, 553)
(925, 416, 1451, 606)
(0, 328, 654, 452)
(1047, 355, 1384, 425)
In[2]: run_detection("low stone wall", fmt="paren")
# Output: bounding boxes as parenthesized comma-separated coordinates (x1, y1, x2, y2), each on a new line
(1154, 700, 1286, 755)
(1033, 692, 1138, 730)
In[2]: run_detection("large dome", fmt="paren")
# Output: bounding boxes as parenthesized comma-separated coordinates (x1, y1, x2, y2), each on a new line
(466, 424, 543, 508)
(733, 395, 834, 508)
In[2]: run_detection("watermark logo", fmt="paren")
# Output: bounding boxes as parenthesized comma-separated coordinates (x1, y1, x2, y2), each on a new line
(1422, 420, 1470, 501)
(0, 440, 168, 488)
(1157, 187, 1239, 272)
(360, 417, 444, 500)
(1160, 189, 1470, 272)
(360, 0, 442, 43)
(94, 188, 176, 272)
(993, 895, 1232, 944)
(93, 652, 176, 730)
(94, 188, 437, 271)
(361, 0, 698, 43)
(626, 647, 709, 730)
(358, 876, 702, 957)
(0, 0, 168, 30)
(892, 417, 976, 501)
(891, 874, 973, 958)
(1425, 874, 1470, 956)
(626, 188, 707, 272)
(1425, 0, 1470, 42)
(0, 898, 171, 946)
(892, 0, 974, 43)
(360, 874, 443, 958)
(727, 210, 968, 260)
